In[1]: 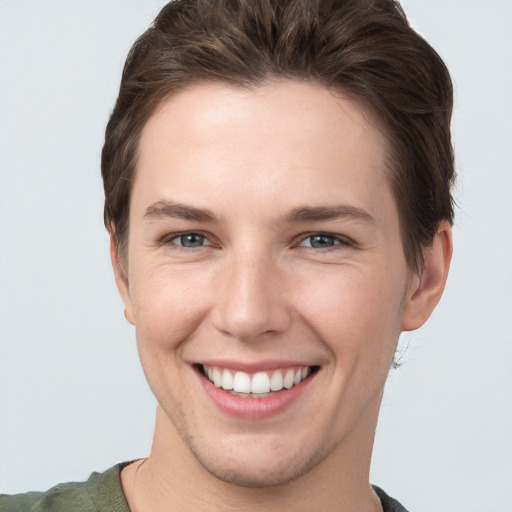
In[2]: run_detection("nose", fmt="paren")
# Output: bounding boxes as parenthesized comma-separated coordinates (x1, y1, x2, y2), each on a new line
(211, 250, 292, 343)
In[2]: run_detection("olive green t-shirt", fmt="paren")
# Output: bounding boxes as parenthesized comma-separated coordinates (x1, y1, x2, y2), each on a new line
(0, 463, 130, 512)
(0, 464, 409, 511)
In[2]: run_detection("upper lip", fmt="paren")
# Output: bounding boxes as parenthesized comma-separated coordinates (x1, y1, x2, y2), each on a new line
(195, 359, 317, 373)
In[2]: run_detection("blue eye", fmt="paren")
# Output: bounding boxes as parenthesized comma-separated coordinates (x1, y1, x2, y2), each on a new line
(300, 234, 345, 248)
(172, 233, 209, 248)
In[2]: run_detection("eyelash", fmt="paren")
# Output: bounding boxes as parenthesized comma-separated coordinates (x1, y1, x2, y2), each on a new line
(165, 232, 213, 249)
(162, 231, 352, 251)
(298, 233, 352, 250)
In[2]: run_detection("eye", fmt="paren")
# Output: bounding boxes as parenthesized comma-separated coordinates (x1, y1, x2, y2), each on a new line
(299, 234, 348, 249)
(171, 233, 211, 248)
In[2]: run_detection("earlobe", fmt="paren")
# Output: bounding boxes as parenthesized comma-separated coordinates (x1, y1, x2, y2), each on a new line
(109, 237, 135, 326)
(401, 221, 453, 331)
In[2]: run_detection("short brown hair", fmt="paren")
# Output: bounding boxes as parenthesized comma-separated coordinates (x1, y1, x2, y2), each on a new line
(102, 0, 455, 272)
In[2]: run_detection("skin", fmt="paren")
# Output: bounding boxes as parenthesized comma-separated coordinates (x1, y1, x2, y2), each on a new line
(112, 80, 452, 512)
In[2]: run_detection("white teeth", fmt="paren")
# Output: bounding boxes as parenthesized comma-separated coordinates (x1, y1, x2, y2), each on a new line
(221, 369, 233, 390)
(233, 371, 251, 393)
(203, 365, 313, 394)
(213, 367, 222, 387)
(283, 369, 295, 389)
(270, 370, 283, 391)
(251, 372, 270, 394)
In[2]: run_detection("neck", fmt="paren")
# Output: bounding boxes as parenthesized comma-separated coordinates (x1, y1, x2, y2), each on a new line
(123, 400, 383, 512)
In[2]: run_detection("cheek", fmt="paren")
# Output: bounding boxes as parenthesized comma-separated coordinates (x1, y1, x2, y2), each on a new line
(299, 265, 405, 358)
(129, 262, 212, 350)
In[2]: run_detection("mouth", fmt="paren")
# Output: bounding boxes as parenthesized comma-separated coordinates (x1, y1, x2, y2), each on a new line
(199, 364, 318, 398)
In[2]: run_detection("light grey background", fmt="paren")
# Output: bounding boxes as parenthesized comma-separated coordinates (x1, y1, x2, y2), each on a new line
(0, 1, 511, 511)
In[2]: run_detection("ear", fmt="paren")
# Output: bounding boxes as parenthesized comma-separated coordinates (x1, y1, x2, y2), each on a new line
(401, 221, 453, 331)
(110, 236, 135, 325)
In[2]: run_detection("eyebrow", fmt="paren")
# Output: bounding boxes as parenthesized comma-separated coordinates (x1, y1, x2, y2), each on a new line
(144, 200, 216, 222)
(283, 205, 376, 225)
(143, 199, 376, 226)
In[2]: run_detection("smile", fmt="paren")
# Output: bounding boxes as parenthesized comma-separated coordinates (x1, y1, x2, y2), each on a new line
(201, 365, 313, 397)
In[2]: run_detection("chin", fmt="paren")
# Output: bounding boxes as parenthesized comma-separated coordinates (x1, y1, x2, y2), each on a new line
(197, 458, 312, 488)
(187, 437, 326, 489)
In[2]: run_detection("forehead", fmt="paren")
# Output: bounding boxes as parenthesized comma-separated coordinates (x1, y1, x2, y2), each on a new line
(133, 80, 393, 223)
(139, 80, 386, 157)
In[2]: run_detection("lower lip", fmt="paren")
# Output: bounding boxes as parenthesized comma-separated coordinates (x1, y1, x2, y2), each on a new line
(198, 370, 314, 420)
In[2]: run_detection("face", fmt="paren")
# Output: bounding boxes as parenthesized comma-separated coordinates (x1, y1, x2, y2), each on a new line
(114, 80, 427, 487)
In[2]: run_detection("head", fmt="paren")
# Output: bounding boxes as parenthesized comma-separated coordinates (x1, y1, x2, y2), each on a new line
(101, 0, 454, 492)
(102, 0, 455, 275)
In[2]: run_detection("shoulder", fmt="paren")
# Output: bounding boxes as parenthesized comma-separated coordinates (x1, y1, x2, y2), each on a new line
(0, 483, 96, 512)
(372, 485, 410, 512)
(0, 463, 130, 512)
